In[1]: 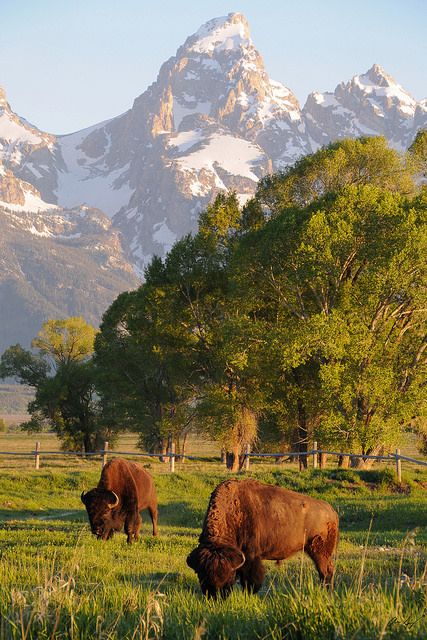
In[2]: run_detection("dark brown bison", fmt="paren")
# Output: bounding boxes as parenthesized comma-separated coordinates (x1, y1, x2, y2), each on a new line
(81, 458, 158, 543)
(187, 478, 339, 597)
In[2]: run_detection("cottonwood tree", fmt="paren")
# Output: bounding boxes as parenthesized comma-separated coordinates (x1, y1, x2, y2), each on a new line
(242, 136, 414, 229)
(0, 317, 110, 451)
(95, 193, 261, 468)
(231, 180, 426, 466)
(409, 129, 427, 179)
(95, 279, 196, 457)
(191, 193, 263, 469)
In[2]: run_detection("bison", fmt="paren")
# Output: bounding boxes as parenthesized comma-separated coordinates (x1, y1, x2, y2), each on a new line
(81, 458, 158, 543)
(187, 478, 339, 597)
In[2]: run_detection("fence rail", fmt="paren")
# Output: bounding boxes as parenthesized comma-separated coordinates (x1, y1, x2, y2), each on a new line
(1, 440, 426, 481)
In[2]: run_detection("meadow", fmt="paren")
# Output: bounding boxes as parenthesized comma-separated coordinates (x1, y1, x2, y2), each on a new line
(0, 433, 426, 639)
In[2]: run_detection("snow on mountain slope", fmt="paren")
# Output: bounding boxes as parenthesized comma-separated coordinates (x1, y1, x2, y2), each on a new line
(56, 122, 134, 215)
(303, 64, 425, 151)
(1, 14, 426, 278)
(0, 88, 54, 167)
(174, 133, 266, 188)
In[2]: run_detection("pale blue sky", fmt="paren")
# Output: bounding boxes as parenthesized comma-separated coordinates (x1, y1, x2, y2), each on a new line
(1, 0, 426, 134)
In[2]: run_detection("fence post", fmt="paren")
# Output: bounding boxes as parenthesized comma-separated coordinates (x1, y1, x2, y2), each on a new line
(221, 447, 226, 466)
(395, 448, 402, 483)
(169, 441, 175, 473)
(34, 441, 40, 470)
(102, 441, 109, 468)
(313, 441, 318, 469)
(243, 444, 250, 471)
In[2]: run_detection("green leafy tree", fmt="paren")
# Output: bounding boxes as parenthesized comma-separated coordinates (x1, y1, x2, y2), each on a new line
(96, 193, 261, 468)
(192, 194, 264, 469)
(231, 183, 426, 465)
(242, 136, 414, 230)
(32, 317, 97, 366)
(0, 317, 111, 451)
(95, 274, 197, 456)
(409, 129, 427, 178)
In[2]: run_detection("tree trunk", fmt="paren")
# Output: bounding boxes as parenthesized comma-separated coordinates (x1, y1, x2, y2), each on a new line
(338, 454, 350, 468)
(159, 438, 168, 463)
(180, 432, 188, 463)
(319, 452, 328, 469)
(83, 432, 92, 455)
(296, 399, 308, 470)
(351, 444, 384, 469)
(226, 444, 241, 472)
(350, 455, 360, 468)
(226, 451, 234, 470)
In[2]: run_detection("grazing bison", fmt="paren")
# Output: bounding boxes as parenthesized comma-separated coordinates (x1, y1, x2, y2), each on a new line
(81, 458, 158, 543)
(187, 478, 338, 597)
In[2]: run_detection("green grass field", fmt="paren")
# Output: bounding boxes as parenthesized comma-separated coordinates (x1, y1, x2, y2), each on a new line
(0, 434, 426, 639)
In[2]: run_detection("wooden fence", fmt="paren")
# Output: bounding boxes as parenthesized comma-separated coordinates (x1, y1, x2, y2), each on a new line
(1, 440, 427, 482)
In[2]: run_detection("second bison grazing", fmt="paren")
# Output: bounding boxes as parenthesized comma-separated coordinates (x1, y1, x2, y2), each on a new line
(81, 458, 158, 543)
(187, 478, 339, 598)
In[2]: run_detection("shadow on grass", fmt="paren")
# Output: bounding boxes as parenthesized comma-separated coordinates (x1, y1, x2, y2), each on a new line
(337, 496, 427, 539)
(0, 508, 86, 523)
(118, 570, 188, 589)
(158, 500, 204, 528)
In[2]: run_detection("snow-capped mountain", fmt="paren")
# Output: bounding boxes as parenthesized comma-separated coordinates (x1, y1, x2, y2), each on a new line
(0, 12, 426, 351)
(303, 64, 425, 151)
(2, 14, 426, 274)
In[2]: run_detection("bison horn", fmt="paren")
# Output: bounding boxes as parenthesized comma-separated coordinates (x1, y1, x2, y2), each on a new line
(80, 491, 86, 503)
(108, 491, 120, 508)
(234, 550, 246, 570)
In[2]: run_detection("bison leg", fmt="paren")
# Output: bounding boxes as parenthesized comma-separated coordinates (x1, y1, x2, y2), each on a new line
(238, 556, 265, 594)
(125, 513, 142, 544)
(306, 524, 338, 587)
(148, 505, 158, 537)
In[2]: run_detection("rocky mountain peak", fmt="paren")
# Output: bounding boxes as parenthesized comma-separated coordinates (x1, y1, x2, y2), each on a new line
(303, 63, 422, 151)
(184, 13, 251, 55)
(363, 63, 394, 86)
(345, 63, 416, 113)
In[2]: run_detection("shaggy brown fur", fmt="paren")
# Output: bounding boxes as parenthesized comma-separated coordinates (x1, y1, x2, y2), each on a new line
(81, 458, 158, 543)
(187, 478, 339, 597)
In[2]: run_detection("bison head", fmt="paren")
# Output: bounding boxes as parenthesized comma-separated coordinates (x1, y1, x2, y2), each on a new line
(186, 541, 245, 598)
(80, 489, 120, 540)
